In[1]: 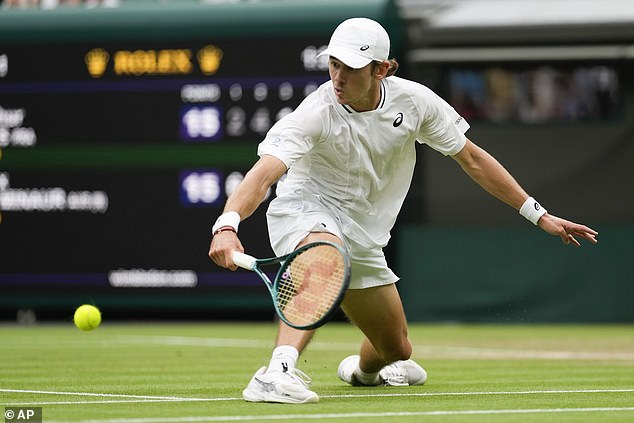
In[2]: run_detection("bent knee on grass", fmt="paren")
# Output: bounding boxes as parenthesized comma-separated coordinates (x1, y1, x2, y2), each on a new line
(343, 284, 412, 365)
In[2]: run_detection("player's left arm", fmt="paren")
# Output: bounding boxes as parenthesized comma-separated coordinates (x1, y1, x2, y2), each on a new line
(451, 138, 598, 246)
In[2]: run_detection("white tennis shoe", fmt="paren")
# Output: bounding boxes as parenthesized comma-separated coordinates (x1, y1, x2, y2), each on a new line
(379, 359, 428, 386)
(337, 355, 377, 386)
(242, 366, 319, 404)
(338, 355, 428, 387)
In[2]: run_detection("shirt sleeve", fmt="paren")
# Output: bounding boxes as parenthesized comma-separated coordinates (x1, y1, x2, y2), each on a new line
(417, 88, 470, 156)
(257, 91, 326, 168)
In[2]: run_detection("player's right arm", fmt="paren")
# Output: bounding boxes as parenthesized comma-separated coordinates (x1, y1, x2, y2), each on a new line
(208, 154, 287, 270)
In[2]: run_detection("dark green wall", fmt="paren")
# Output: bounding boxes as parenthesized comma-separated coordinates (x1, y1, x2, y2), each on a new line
(0, 0, 402, 45)
(397, 225, 633, 322)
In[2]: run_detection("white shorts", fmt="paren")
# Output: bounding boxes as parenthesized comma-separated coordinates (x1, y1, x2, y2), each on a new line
(266, 196, 399, 290)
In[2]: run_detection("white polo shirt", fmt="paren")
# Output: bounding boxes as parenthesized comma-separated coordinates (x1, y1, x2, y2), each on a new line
(258, 76, 469, 250)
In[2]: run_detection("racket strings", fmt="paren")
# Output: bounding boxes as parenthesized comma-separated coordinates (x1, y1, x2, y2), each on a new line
(277, 245, 346, 326)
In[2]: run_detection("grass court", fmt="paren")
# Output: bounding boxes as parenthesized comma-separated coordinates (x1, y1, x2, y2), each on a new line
(2, 322, 633, 422)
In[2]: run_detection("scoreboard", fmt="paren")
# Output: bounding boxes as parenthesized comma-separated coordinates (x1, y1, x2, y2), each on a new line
(0, 40, 329, 145)
(0, 1, 401, 319)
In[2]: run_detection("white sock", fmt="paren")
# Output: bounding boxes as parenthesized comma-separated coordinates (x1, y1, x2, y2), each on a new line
(353, 367, 381, 386)
(267, 345, 299, 373)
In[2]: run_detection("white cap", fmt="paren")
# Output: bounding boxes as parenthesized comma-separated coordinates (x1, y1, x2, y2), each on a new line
(318, 18, 390, 69)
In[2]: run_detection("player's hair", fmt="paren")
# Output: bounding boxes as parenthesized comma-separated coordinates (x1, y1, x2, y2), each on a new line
(373, 59, 399, 77)
(386, 59, 399, 76)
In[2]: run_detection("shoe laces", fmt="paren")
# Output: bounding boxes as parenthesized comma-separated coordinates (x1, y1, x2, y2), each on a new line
(379, 362, 408, 387)
(286, 368, 313, 388)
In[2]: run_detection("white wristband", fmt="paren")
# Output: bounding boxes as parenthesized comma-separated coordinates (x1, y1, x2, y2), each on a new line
(519, 197, 547, 225)
(212, 211, 241, 235)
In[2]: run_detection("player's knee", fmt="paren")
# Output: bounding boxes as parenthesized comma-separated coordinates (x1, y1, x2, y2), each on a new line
(381, 339, 412, 363)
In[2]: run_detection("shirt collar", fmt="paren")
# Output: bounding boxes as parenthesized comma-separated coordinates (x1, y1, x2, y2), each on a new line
(340, 80, 386, 114)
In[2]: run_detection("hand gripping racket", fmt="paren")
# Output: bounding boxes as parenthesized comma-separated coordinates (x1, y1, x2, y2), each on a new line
(232, 241, 351, 330)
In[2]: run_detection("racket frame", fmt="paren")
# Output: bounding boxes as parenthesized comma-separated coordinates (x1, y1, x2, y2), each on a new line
(232, 241, 350, 330)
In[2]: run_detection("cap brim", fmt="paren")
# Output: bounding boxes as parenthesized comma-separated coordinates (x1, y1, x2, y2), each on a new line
(317, 46, 373, 69)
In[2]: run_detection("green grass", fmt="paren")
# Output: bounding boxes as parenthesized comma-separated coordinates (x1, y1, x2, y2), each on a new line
(1, 322, 633, 422)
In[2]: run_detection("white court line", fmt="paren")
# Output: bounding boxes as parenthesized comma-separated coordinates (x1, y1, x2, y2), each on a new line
(118, 336, 634, 360)
(420, 345, 634, 360)
(120, 336, 273, 349)
(321, 388, 634, 399)
(45, 407, 634, 423)
(0, 388, 214, 401)
(3, 388, 633, 406)
(0, 388, 240, 406)
(5, 400, 241, 406)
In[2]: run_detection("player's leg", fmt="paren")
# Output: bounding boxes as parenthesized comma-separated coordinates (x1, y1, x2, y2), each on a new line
(243, 231, 341, 403)
(343, 283, 412, 371)
(338, 284, 427, 386)
(266, 322, 315, 373)
(263, 230, 342, 371)
(242, 321, 318, 403)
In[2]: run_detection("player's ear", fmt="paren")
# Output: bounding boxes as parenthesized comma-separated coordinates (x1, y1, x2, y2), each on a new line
(373, 60, 389, 80)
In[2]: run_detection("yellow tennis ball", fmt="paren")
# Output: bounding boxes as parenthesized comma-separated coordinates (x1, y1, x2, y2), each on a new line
(73, 304, 101, 331)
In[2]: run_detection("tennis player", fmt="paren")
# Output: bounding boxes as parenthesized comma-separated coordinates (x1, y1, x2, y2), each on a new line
(208, 18, 598, 404)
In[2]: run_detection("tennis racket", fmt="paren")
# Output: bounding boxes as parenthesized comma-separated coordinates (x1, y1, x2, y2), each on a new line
(232, 241, 350, 330)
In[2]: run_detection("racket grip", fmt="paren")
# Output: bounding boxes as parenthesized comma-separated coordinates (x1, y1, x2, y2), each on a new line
(232, 251, 256, 270)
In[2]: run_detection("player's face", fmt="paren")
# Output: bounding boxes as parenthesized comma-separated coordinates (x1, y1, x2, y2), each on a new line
(328, 57, 378, 112)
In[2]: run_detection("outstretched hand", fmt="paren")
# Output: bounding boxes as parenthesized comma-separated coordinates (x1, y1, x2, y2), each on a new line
(538, 214, 598, 247)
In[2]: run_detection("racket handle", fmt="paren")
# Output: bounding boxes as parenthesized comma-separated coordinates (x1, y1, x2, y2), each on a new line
(232, 251, 256, 270)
